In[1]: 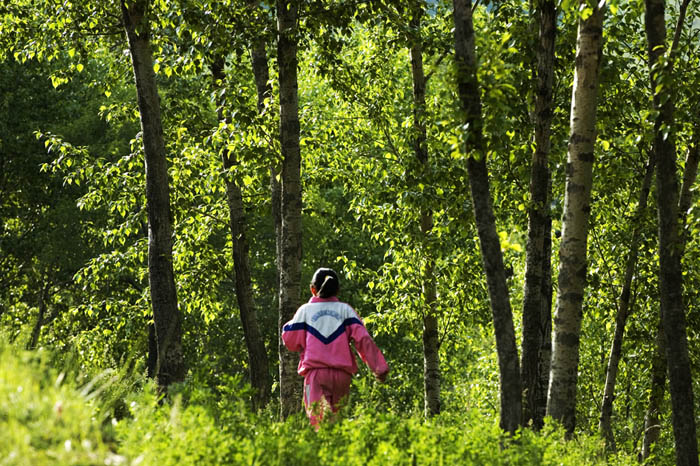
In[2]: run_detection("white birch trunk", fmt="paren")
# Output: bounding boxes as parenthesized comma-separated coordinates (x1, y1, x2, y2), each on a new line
(546, 3, 604, 433)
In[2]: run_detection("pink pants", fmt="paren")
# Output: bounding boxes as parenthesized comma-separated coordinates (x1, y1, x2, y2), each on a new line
(303, 368, 352, 426)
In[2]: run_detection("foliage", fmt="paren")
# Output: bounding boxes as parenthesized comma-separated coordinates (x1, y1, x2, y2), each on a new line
(0, 339, 646, 465)
(0, 340, 133, 465)
(1, 0, 700, 461)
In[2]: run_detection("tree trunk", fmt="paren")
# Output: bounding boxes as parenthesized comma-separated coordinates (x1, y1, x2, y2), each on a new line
(251, 41, 272, 110)
(453, 0, 521, 434)
(147, 322, 157, 378)
(121, 0, 185, 389)
(421, 258, 440, 417)
(211, 59, 272, 410)
(678, 132, 699, 251)
(222, 128, 273, 411)
(640, 129, 697, 462)
(535, 213, 552, 426)
(546, 2, 604, 434)
(28, 282, 50, 350)
(639, 142, 698, 463)
(248, 19, 283, 347)
(598, 153, 655, 450)
(276, 0, 303, 419)
(270, 165, 282, 288)
(521, 0, 555, 430)
(640, 8, 695, 457)
(409, 8, 441, 417)
(645, 0, 698, 462)
(641, 319, 667, 461)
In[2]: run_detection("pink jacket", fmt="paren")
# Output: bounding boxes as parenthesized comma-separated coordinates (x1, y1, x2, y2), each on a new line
(282, 296, 389, 377)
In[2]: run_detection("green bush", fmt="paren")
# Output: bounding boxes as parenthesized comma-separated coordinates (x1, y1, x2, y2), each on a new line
(114, 380, 641, 466)
(0, 343, 126, 465)
(0, 341, 650, 466)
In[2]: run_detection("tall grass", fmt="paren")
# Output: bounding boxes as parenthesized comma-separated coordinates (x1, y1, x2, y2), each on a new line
(0, 341, 649, 465)
(0, 343, 127, 465)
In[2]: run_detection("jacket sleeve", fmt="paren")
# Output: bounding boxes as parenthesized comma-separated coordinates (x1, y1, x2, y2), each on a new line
(347, 314, 389, 376)
(282, 312, 306, 353)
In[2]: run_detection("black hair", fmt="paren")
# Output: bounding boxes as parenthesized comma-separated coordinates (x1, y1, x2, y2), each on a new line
(311, 268, 339, 298)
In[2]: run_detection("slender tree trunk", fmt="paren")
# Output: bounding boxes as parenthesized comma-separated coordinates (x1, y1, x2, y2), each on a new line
(270, 166, 282, 281)
(147, 322, 157, 378)
(28, 299, 46, 350)
(546, 2, 604, 434)
(251, 27, 280, 410)
(249, 22, 283, 318)
(221, 126, 272, 411)
(409, 7, 441, 417)
(640, 129, 697, 461)
(421, 258, 440, 416)
(211, 60, 272, 410)
(679, 133, 699, 250)
(453, 0, 521, 433)
(248, 20, 284, 331)
(277, 0, 303, 419)
(251, 43, 272, 111)
(641, 319, 667, 460)
(598, 153, 655, 450)
(535, 213, 552, 425)
(645, 0, 698, 462)
(28, 282, 50, 350)
(121, 0, 185, 388)
(640, 5, 695, 456)
(521, 0, 555, 430)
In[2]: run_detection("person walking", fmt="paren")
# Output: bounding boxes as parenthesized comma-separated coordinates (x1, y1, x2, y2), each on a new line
(282, 267, 389, 427)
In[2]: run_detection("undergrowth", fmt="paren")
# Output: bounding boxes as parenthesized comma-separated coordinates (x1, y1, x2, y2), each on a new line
(0, 341, 656, 465)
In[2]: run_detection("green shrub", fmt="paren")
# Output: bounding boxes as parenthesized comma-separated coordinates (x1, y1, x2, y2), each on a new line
(0, 343, 126, 465)
(114, 378, 642, 466)
(0, 341, 654, 466)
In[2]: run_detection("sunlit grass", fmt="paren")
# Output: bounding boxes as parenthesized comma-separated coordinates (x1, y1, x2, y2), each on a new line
(0, 340, 651, 465)
(0, 344, 126, 465)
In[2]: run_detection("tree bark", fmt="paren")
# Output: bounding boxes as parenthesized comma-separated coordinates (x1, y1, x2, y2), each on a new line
(640, 129, 697, 461)
(276, 0, 303, 419)
(453, 0, 521, 434)
(521, 0, 555, 430)
(270, 164, 283, 291)
(211, 59, 272, 410)
(251, 41, 272, 110)
(27, 281, 50, 350)
(147, 322, 157, 378)
(641, 319, 667, 461)
(546, 2, 604, 434)
(640, 6, 695, 457)
(535, 212, 552, 426)
(645, 0, 698, 462)
(251, 17, 281, 285)
(121, 0, 185, 388)
(598, 153, 655, 450)
(409, 6, 441, 417)
(678, 132, 699, 251)
(248, 18, 283, 343)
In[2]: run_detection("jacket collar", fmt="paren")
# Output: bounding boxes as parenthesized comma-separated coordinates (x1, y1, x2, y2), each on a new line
(308, 296, 340, 303)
